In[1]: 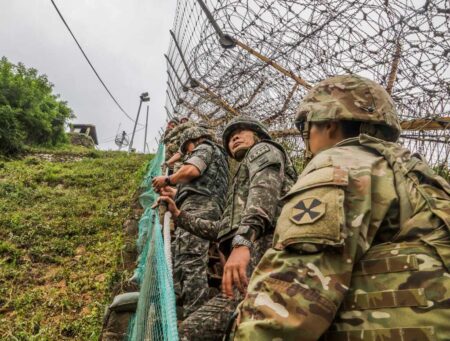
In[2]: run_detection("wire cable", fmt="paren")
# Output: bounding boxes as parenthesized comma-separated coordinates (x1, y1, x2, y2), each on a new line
(50, 0, 137, 124)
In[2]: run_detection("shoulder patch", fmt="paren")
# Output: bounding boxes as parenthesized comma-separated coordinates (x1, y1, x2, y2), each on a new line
(248, 144, 270, 163)
(290, 197, 326, 225)
(274, 186, 344, 250)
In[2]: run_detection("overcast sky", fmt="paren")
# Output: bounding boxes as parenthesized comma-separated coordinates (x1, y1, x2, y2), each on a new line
(0, 0, 177, 153)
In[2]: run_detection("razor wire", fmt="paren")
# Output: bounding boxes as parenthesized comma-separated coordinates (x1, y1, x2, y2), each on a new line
(127, 143, 179, 341)
(165, 0, 450, 166)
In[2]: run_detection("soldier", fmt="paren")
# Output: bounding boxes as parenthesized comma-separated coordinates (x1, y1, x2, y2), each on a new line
(159, 116, 297, 340)
(233, 75, 450, 340)
(165, 118, 194, 170)
(162, 117, 180, 174)
(153, 126, 229, 319)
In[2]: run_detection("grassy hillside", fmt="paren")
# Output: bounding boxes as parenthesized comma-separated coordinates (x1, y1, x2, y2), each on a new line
(0, 147, 150, 340)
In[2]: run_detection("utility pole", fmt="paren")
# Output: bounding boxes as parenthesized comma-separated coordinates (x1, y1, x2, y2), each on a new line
(143, 105, 149, 153)
(129, 92, 150, 152)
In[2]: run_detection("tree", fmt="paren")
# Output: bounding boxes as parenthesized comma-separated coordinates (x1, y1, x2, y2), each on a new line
(0, 57, 74, 155)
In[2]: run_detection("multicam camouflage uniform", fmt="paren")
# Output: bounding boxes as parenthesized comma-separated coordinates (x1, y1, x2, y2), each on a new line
(175, 116, 297, 340)
(174, 127, 229, 319)
(234, 75, 450, 340)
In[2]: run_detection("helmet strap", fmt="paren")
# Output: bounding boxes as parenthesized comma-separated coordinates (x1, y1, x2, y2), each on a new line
(252, 132, 261, 143)
(302, 121, 313, 163)
(233, 148, 249, 161)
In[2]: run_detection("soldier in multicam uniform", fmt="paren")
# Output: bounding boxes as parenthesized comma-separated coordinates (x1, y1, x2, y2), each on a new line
(159, 116, 297, 340)
(153, 126, 229, 319)
(232, 75, 450, 340)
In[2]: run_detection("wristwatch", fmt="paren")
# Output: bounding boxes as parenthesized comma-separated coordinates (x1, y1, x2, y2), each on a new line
(164, 176, 172, 185)
(231, 234, 253, 249)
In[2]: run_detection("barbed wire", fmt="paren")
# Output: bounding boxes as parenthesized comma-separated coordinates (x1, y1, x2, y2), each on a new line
(165, 0, 450, 165)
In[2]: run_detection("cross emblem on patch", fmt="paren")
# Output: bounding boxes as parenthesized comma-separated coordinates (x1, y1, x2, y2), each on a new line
(290, 197, 326, 225)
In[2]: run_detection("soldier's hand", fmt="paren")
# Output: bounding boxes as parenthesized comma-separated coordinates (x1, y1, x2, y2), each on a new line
(152, 176, 167, 191)
(158, 196, 180, 217)
(222, 246, 250, 298)
(160, 186, 177, 199)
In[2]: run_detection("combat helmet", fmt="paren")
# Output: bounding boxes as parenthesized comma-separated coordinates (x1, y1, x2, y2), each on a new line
(295, 74, 401, 158)
(168, 117, 180, 125)
(180, 116, 189, 124)
(179, 126, 212, 154)
(222, 115, 271, 157)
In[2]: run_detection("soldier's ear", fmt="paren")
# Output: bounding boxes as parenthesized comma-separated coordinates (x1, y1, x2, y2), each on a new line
(326, 121, 341, 140)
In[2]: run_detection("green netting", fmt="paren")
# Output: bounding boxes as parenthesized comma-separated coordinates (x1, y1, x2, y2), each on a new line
(127, 143, 179, 341)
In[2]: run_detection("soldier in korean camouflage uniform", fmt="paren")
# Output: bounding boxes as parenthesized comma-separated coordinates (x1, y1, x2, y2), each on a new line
(154, 126, 229, 319)
(164, 118, 197, 173)
(160, 116, 297, 340)
(162, 117, 179, 170)
(233, 75, 450, 340)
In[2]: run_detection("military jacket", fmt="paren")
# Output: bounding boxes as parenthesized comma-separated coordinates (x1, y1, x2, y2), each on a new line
(175, 140, 228, 211)
(176, 140, 297, 246)
(234, 134, 450, 341)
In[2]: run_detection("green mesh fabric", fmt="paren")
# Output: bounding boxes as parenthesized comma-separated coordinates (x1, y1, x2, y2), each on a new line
(127, 144, 179, 341)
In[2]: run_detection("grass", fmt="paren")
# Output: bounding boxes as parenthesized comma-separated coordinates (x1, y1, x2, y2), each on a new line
(0, 146, 151, 340)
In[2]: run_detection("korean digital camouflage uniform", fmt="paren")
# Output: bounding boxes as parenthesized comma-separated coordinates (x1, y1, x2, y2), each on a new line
(175, 116, 297, 340)
(234, 75, 450, 340)
(162, 117, 179, 161)
(164, 120, 197, 172)
(174, 126, 229, 319)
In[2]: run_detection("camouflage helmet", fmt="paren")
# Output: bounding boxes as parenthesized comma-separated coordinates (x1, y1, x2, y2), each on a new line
(295, 75, 401, 142)
(168, 117, 180, 125)
(222, 115, 271, 156)
(197, 120, 211, 129)
(179, 126, 212, 154)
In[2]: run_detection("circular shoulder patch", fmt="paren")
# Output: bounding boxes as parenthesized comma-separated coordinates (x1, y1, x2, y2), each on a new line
(290, 197, 326, 225)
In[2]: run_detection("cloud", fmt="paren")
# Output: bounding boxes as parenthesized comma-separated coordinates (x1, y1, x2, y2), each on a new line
(0, 0, 176, 152)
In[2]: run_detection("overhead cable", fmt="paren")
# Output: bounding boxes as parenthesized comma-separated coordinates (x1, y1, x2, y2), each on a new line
(49, 0, 137, 124)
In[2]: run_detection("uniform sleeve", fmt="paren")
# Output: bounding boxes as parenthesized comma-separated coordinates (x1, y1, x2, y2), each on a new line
(184, 143, 213, 174)
(237, 143, 285, 239)
(234, 162, 396, 340)
(176, 209, 229, 241)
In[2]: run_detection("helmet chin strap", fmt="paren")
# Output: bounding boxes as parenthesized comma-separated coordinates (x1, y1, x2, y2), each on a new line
(302, 121, 313, 163)
(233, 148, 249, 161)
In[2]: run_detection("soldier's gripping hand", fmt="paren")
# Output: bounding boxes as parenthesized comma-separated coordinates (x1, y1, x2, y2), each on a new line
(160, 186, 177, 199)
(152, 175, 170, 191)
(158, 195, 181, 217)
(222, 246, 250, 298)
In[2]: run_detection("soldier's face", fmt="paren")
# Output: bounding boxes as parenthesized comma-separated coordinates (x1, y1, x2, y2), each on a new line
(228, 129, 256, 157)
(186, 141, 196, 153)
(309, 122, 342, 155)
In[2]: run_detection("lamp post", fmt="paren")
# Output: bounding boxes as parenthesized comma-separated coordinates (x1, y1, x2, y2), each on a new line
(128, 92, 150, 152)
(143, 105, 149, 153)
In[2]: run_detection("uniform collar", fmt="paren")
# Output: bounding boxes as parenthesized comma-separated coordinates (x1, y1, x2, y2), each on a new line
(313, 137, 360, 157)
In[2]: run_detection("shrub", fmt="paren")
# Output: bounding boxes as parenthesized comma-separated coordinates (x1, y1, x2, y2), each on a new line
(0, 57, 74, 155)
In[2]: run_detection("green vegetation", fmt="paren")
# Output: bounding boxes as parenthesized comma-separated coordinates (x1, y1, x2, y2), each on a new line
(0, 147, 150, 340)
(0, 57, 73, 155)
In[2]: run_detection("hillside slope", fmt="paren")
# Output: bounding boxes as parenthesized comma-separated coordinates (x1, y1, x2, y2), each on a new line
(0, 148, 150, 340)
